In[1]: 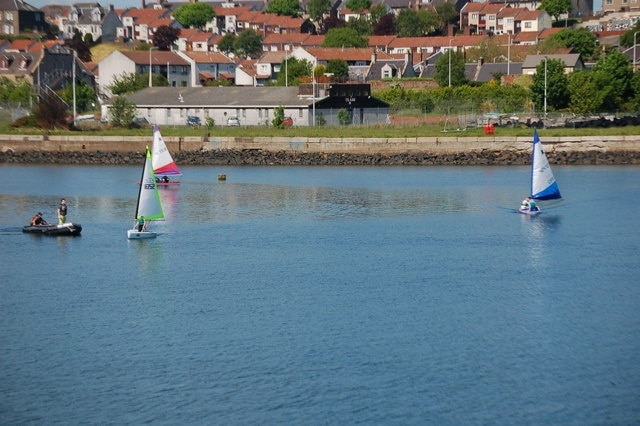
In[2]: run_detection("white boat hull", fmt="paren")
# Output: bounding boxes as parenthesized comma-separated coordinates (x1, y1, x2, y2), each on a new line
(127, 229, 157, 239)
(518, 207, 540, 216)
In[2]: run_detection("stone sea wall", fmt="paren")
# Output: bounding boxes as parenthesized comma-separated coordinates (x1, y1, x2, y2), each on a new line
(1, 134, 639, 166)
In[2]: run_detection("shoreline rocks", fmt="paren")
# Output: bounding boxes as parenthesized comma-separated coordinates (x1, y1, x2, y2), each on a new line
(1, 149, 640, 166)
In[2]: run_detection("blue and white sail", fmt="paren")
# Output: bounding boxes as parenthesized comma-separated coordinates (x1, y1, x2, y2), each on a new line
(529, 129, 561, 200)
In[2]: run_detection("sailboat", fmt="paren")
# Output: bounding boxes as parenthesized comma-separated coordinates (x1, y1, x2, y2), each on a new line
(151, 124, 182, 185)
(128, 146, 165, 239)
(519, 129, 562, 215)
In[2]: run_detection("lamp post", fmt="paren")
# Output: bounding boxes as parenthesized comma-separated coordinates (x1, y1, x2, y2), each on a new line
(507, 34, 511, 76)
(543, 57, 547, 118)
(312, 70, 316, 126)
(634, 31, 639, 73)
(148, 47, 157, 88)
(285, 52, 288, 87)
(448, 38, 454, 87)
(72, 49, 77, 126)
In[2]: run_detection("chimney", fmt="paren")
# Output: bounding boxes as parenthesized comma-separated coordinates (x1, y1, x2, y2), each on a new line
(371, 49, 377, 63)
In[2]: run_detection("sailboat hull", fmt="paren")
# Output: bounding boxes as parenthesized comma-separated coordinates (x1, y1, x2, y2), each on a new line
(518, 207, 540, 216)
(127, 229, 157, 239)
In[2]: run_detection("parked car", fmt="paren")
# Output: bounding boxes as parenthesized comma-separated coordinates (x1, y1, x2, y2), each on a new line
(131, 117, 150, 127)
(186, 115, 201, 126)
(227, 116, 240, 126)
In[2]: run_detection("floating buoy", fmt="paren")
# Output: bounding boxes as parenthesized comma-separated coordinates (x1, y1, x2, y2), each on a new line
(218, 174, 226, 181)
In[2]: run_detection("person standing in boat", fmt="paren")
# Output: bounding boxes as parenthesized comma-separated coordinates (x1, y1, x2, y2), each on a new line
(135, 216, 146, 232)
(57, 198, 67, 224)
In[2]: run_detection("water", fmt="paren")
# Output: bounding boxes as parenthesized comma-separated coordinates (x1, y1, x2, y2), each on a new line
(1, 164, 639, 425)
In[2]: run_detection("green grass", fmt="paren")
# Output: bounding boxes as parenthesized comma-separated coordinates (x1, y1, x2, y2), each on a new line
(2, 117, 640, 139)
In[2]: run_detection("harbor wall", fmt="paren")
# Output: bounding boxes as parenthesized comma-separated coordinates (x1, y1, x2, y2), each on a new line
(2, 134, 640, 155)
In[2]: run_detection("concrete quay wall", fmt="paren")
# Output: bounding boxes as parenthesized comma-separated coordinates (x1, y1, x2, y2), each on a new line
(1, 134, 640, 155)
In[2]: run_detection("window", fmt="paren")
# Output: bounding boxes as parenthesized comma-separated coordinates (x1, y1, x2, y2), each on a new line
(525, 21, 532, 28)
(6, 12, 13, 21)
(299, 108, 303, 118)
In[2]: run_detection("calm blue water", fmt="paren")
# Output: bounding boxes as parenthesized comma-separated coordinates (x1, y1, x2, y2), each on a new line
(1, 164, 639, 425)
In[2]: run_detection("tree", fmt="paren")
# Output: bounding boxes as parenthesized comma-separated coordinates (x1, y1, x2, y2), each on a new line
(109, 72, 167, 95)
(59, 81, 97, 114)
(374, 14, 395, 35)
(266, 0, 300, 16)
(435, 2, 458, 35)
(272, 105, 286, 128)
(34, 90, 69, 129)
(540, 0, 572, 22)
(630, 71, 640, 110)
(153, 25, 180, 51)
(234, 29, 263, 58)
(347, 16, 373, 36)
(109, 96, 137, 128)
(530, 58, 569, 112)
(173, 3, 215, 29)
(619, 22, 640, 47)
(0, 77, 33, 105)
(318, 16, 346, 34)
(395, 9, 439, 37)
(218, 33, 236, 55)
(369, 5, 388, 26)
(307, 0, 331, 21)
(568, 71, 603, 114)
(547, 28, 598, 60)
(591, 49, 633, 111)
(345, 0, 371, 13)
(434, 50, 466, 87)
(326, 59, 349, 79)
(67, 39, 92, 62)
(276, 57, 312, 85)
(322, 27, 368, 48)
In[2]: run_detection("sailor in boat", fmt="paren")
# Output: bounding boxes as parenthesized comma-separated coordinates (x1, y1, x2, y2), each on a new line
(135, 215, 147, 232)
(520, 196, 539, 212)
(30, 212, 49, 226)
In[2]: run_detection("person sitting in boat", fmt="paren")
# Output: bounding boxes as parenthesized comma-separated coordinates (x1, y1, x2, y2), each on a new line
(30, 212, 48, 226)
(521, 196, 539, 212)
(135, 215, 146, 232)
(162, 176, 169, 183)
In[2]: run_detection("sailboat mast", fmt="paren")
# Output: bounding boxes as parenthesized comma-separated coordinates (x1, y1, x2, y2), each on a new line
(133, 147, 148, 219)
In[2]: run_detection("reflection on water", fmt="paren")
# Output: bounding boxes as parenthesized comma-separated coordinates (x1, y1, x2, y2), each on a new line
(180, 182, 478, 224)
(520, 213, 563, 267)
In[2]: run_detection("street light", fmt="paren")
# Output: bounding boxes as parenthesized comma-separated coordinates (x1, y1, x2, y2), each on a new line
(634, 31, 639, 73)
(448, 38, 454, 87)
(543, 56, 547, 118)
(148, 47, 158, 87)
(507, 34, 511, 76)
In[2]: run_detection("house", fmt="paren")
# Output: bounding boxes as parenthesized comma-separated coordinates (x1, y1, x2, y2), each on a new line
(118, 7, 174, 43)
(101, 5, 123, 42)
(290, 47, 383, 81)
(521, 53, 584, 74)
(65, 3, 103, 42)
(262, 32, 312, 52)
(0, 41, 95, 93)
(0, 0, 47, 35)
(367, 51, 416, 80)
(112, 86, 315, 126)
(107, 84, 389, 127)
(98, 50, 191, 98)
(175, 29, 219, 52)
(177, 50, 235, 86)
(256, 50, 287, 82)
(234, 58, 268, 86)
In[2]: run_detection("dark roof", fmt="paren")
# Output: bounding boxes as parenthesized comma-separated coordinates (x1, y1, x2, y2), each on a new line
(123, 86, 314, 108)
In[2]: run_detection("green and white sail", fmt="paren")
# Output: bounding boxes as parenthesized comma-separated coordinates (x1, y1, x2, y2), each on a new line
(134, 146, 164, 220)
